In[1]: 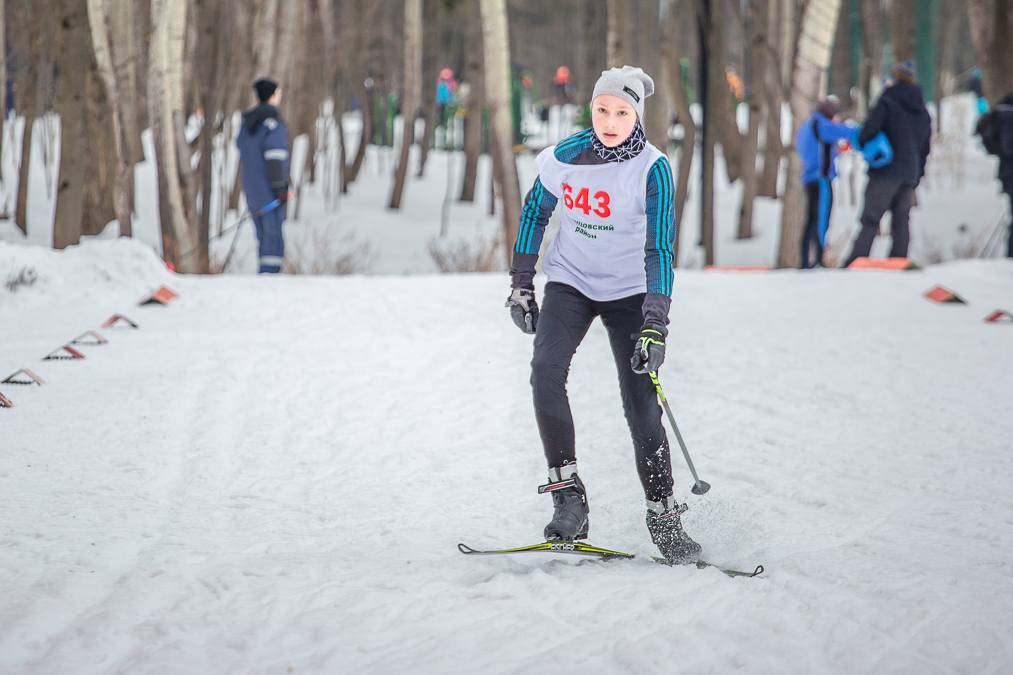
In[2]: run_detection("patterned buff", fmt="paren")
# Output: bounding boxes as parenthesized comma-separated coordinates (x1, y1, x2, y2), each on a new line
(592, 120, 647, 162)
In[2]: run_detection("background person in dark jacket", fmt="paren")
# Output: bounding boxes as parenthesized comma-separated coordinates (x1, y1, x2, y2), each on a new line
(237, 79, 290, 274)
(795, 96, 853, 268)
(843, 61, 932, 266)
(975, 87, 1013, 258)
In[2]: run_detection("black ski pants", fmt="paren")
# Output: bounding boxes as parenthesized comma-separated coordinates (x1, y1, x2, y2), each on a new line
(530, 282, 673, 502)
(1005, 188, 1013, 258)
(845, 177, 915, 266)
(801, 181, 832, 269)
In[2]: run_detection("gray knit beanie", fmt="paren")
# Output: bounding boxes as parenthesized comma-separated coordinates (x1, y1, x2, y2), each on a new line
(591, 66, 655, 119)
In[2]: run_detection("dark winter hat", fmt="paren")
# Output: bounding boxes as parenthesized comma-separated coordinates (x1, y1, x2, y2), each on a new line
(254, 79, 279, 103)
(592, 66, 655, 119)
(816, 95, 840, 119)
(890, 60, 916, 83)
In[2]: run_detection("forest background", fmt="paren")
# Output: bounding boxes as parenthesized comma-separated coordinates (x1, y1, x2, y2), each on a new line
(0, 0, 1007, 273)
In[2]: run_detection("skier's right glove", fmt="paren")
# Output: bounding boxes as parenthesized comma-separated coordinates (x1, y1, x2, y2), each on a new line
(506, 287, 539, 334)
(631, 324, 667, 374)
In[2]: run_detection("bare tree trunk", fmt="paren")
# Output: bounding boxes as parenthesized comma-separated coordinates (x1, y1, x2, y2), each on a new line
(577, 0, 603, 105)
(661, 0, 694, 267)
(229, 171, 243, 210)
(758, 79, 782, 197)
(480, 0, 522, 264)
(776, 0, 844, 268)
(416, 0, 440, 176)
(641, 0, 668, 150)
(737, 0, 770, 239)
(759, 0, 786, 197)
(460, 0, 484, 202)
(607, 0, 634, 67)
(149, 0, 198, 270)
(344, 0, 375, 187)
(712, 0, 742, 184)
(253, 0, 280, 79)
(53, 0, 91, 249)
(81, 59, 116, 236)
(193, 0, 226, 272)
(700, 0, 719, 265)
(0, 0, 5, 168)
(133, 0, 151, 157)
(16, 113, 34, 234)
(390, 0, 423, 209)
(967, 0, 1013, 104)
(857, 0, 880, 115)
(890, 0, 915, 64)
(87, 0, 134, 238)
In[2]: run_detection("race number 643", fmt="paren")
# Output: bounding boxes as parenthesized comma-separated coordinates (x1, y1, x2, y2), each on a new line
(563, 184, 611, 218)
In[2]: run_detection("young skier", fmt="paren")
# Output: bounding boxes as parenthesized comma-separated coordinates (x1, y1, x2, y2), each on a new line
(505, 66, 700, 564)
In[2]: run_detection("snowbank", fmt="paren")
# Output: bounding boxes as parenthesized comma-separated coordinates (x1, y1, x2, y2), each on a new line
(2, 239, 1012, 673)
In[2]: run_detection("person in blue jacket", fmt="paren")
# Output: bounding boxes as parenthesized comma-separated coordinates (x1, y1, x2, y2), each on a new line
(795, 96, 853, 268)
(237, 79, 290, 274)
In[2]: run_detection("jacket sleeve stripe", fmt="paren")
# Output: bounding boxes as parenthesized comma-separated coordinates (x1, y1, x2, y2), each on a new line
(264, 149, 289, 160)
(515, 177, 557, 255)
(645, 158, 676, 296)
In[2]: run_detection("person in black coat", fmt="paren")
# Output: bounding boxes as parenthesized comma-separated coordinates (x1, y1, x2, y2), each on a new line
(844, 61, 932, 266)
(979, 89, 1013, 258)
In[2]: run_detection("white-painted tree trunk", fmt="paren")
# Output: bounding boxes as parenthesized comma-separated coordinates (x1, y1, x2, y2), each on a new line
(148, 0, 198, 271)
(776, 0, 843, 269)
(87, 0, 133, 238)
(480, 0, 522, 265)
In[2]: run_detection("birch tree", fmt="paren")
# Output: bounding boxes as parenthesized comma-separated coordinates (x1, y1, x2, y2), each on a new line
(390, 0, 423, 209)
(480, 0, 523, 263)
(776, 0, 844, 268)
(148, 0, 198, 270)
(87, 0, 136, 237)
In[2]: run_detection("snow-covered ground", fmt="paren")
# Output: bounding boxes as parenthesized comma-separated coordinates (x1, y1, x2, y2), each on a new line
(2, 241, 1012, 673)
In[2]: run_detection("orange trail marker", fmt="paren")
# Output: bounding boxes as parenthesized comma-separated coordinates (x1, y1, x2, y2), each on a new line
(102, 314, 139, 329)
(923, 285, 966, 304)
(44, 345, 86, 360)
(71, 331, 109, 346)
(0, 392, 13, 408)
(984, 310, 1013, 323)
(139, 286, 179, 306)
(2, 369, 45, 385)
(848, 257, 921, 270)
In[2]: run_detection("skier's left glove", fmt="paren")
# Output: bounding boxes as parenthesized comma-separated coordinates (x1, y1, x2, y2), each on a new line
(506, 287, 538, 334)
(631, 324, 667, 374)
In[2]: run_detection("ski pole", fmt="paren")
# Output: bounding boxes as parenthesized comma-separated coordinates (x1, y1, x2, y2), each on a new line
(178, 199, 283, 262)
(649, 370, 711, 495)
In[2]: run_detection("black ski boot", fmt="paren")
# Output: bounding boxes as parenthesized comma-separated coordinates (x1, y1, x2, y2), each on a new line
(646, 496, 701, 564)
(538, 466, 589, 542)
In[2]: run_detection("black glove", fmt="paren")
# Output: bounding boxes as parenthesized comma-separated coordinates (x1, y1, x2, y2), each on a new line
(631, 324, 666, 374)
(275, 190, 289, 203)
(505, 287, 538, 334)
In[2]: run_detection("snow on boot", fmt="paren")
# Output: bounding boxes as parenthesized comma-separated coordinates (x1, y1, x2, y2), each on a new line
(646, 496, 701, 564)
(538, 465, 589, 542)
